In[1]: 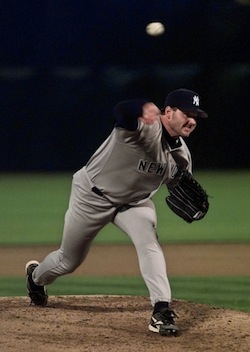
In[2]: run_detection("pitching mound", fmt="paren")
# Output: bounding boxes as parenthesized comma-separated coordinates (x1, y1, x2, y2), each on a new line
(1, 295, 249, 352)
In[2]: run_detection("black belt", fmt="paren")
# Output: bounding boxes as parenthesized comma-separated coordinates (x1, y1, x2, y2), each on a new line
(92, 188, 131, 214)
(92, 186, 104, 197)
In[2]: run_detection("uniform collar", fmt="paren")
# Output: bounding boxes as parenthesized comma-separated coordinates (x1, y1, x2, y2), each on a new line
(161, 122, 182, 149)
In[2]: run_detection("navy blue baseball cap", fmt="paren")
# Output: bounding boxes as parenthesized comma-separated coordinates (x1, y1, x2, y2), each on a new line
(163, 88, 208, 118)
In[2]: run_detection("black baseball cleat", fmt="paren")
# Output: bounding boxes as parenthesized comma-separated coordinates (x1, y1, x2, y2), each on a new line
(148, 307, 180, 336)
(25, 260, 48, 306)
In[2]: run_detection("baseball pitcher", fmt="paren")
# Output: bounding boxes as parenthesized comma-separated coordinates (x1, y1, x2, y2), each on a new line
(25, 88, 209, 336)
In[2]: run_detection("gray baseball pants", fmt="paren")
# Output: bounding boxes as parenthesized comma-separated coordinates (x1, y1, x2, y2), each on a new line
(32, 167, 171, 306)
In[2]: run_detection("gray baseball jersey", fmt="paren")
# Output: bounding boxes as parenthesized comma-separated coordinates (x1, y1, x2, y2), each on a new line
(85, 117, 192, 205)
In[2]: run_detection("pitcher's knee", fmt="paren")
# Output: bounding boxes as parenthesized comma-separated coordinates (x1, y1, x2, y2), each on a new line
(60, 258, 81, 274)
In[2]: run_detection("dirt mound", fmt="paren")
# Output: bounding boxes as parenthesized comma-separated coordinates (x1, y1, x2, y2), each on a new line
(1, 295, 249, 352)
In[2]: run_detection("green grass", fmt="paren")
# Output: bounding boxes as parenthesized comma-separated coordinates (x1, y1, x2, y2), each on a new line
(0, 173, 71, 245)
(0, 170, 250, 245)
(1, 276, 249, 312)
(1, 171, 249, 313)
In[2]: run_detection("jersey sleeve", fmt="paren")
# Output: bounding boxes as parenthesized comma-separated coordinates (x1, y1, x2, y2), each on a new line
(113, 99, 148, 131)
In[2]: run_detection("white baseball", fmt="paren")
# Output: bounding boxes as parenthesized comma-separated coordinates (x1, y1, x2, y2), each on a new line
(146, 22, 165, 36)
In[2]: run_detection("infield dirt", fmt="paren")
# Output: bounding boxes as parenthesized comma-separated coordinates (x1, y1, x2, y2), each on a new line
(0, 244, 250, 352)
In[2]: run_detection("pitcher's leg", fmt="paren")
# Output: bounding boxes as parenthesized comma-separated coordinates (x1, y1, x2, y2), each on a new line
(32, 170, 115, 286)
(113, 200, 171, 306)
(32, 208, 97, 285)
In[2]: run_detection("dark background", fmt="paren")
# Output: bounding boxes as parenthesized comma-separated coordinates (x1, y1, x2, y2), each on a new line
(1, 0, 250, 171)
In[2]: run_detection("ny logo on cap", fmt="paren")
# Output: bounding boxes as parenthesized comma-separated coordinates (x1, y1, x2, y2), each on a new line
(193, 95, 199, 106)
